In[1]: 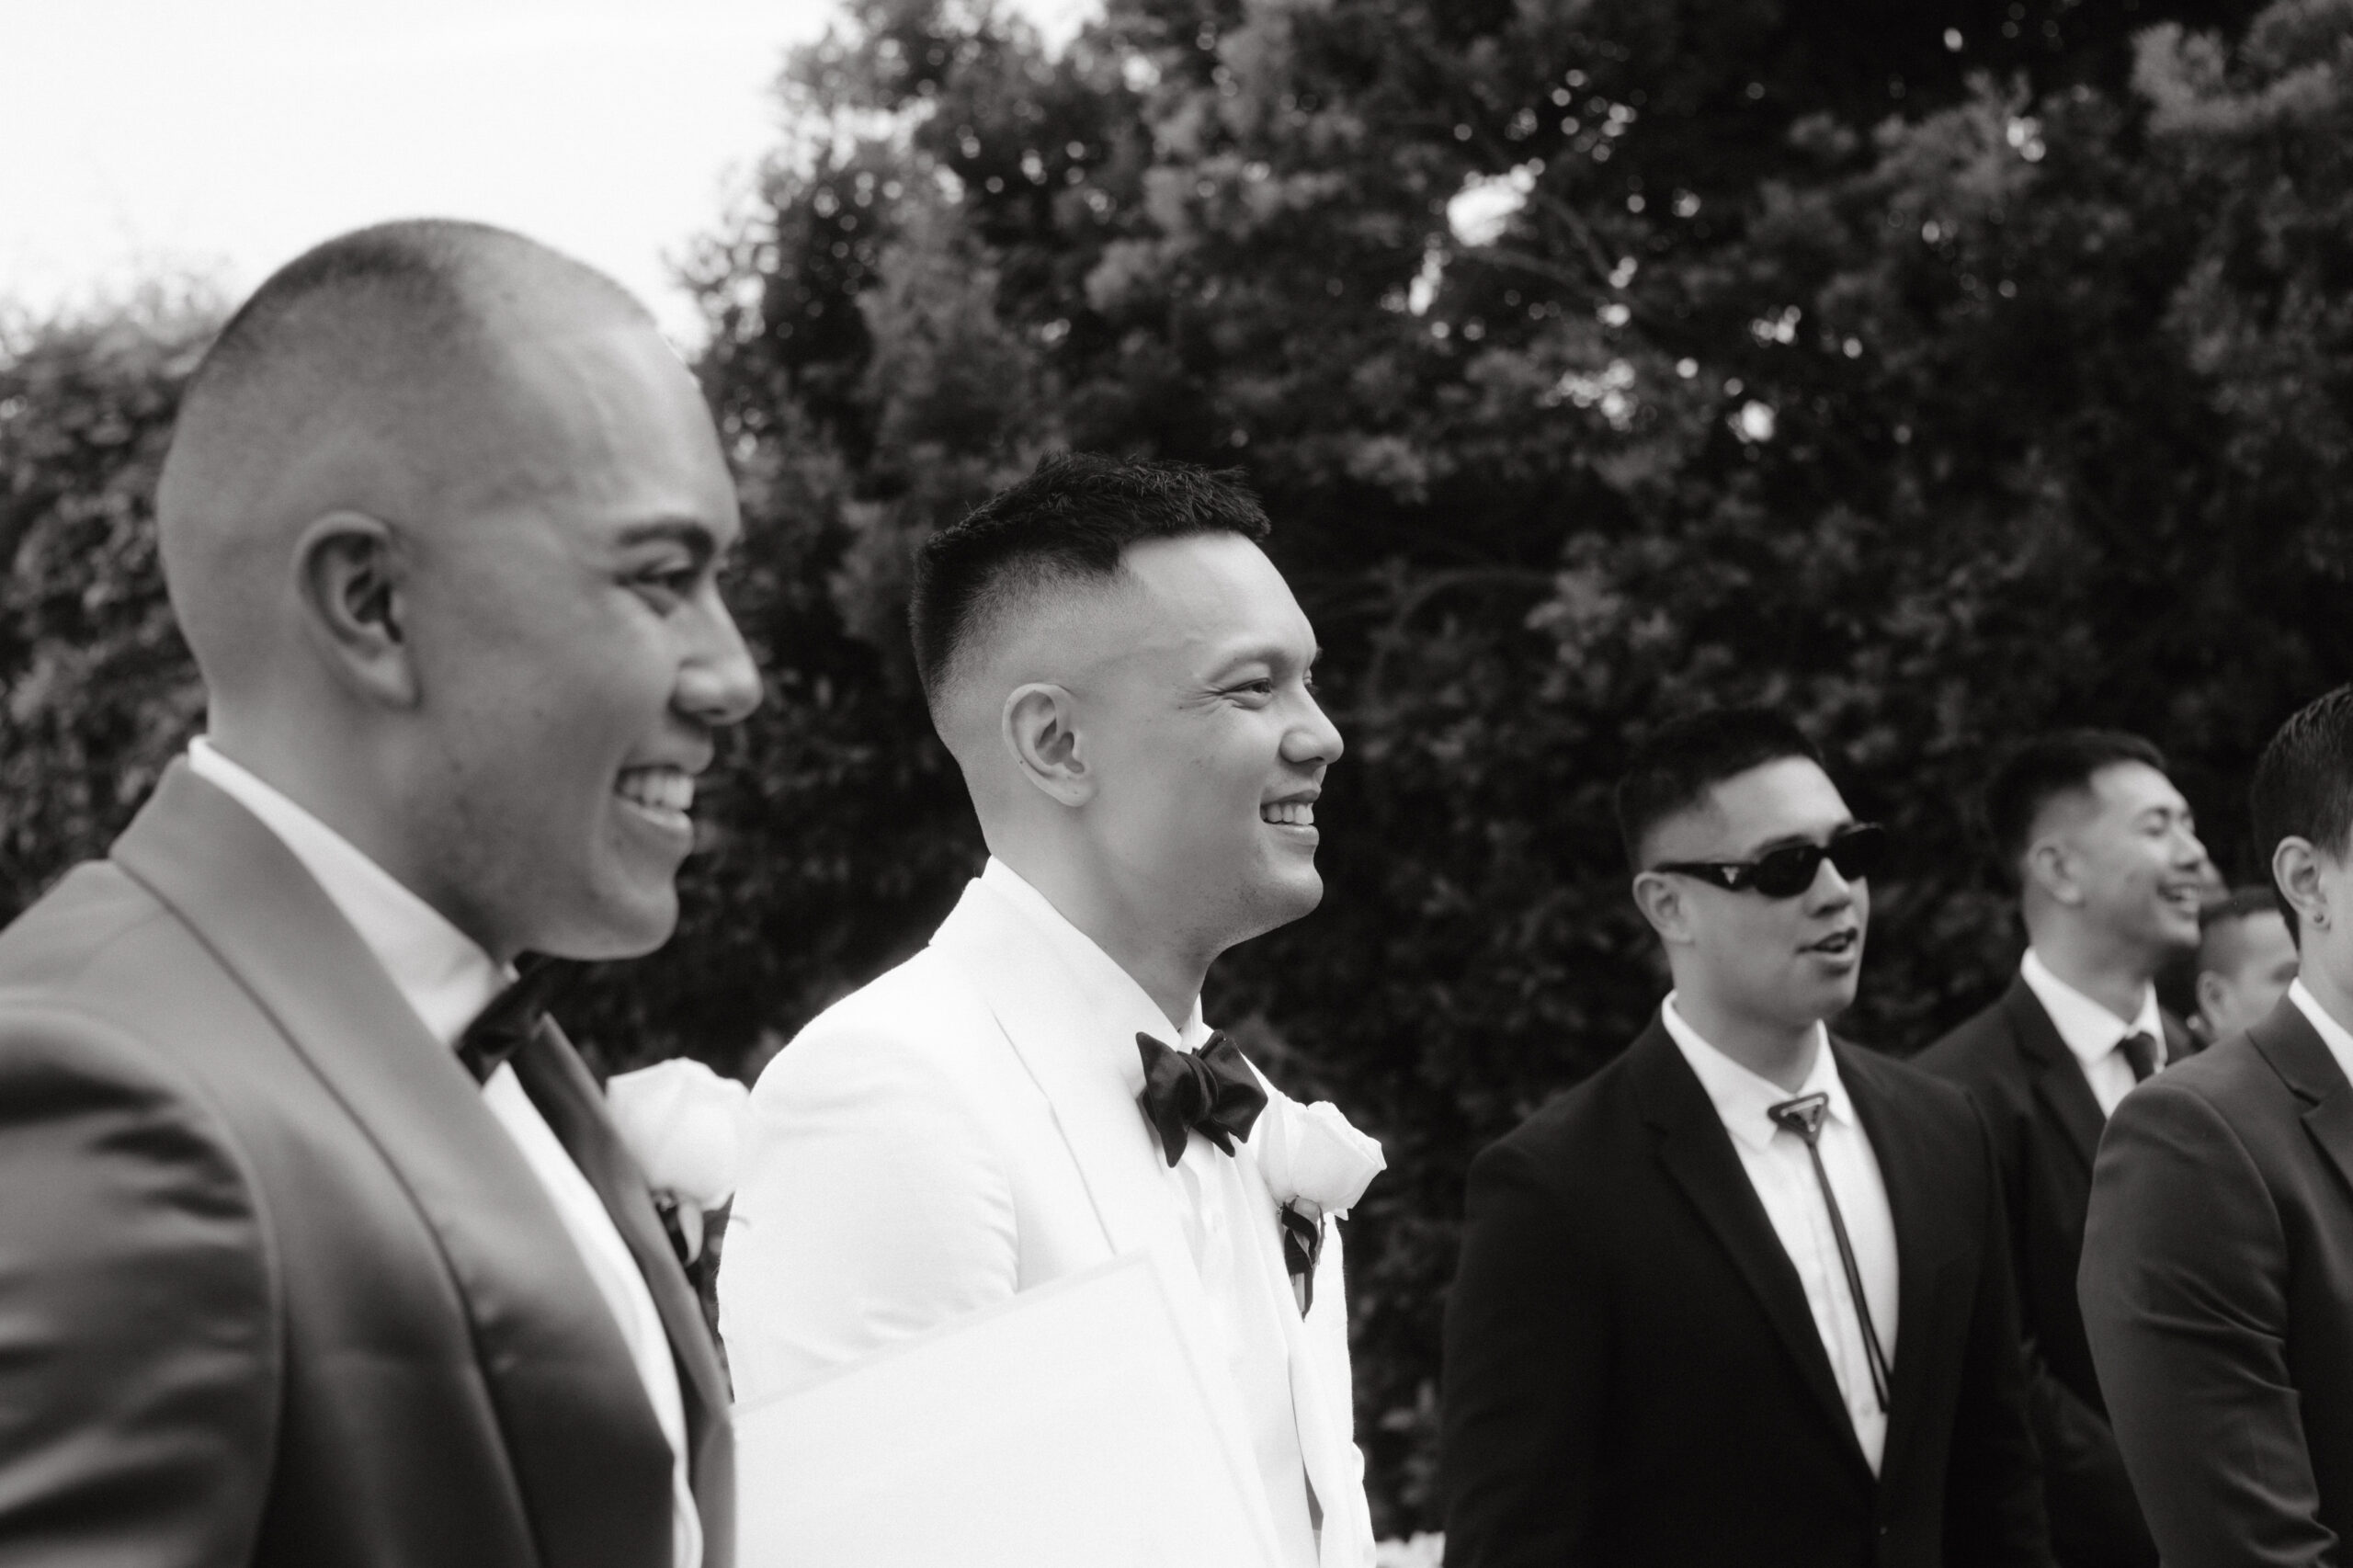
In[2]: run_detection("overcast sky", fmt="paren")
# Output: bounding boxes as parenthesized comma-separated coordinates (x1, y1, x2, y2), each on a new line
(0, 0, 1094, 347)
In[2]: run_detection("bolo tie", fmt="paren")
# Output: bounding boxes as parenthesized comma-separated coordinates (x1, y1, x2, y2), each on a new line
(1768, 1091, 1893, 1414)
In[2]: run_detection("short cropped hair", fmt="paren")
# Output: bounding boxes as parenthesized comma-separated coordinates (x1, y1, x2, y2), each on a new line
(908, 453, 1271, 703)
(1984, 730, 2169, 891)
(1615, 708, 1825, 871)
(2250, 685, 2353, 941)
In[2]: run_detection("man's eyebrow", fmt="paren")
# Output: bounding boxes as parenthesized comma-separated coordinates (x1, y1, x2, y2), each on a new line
(1736, 822, 1851, 858)
(614, 517, 720, 563)
(1204, 640, 1318, 678)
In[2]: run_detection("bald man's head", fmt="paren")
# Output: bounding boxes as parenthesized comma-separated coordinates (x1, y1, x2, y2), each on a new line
(158, 219, 652, 694)
(153, 219, 761, 963)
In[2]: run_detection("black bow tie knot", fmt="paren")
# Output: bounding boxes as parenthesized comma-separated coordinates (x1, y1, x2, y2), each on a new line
(457, 954, 570, 1085)
(1135, 1030, 1268, 1167)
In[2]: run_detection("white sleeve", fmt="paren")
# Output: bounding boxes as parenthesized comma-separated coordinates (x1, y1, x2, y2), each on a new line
(717, 1017, 1018, 1407)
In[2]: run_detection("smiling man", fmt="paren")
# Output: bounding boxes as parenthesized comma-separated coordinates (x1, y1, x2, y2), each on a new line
(719, 454, 1381, 1568)
(0, 222, 758, 1567)
(1917, 731, 2205, 1568)
(1442, 708, 2051, 1568)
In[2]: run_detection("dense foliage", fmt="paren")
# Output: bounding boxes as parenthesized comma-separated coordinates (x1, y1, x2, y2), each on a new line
(7, 0, 2352, 1530)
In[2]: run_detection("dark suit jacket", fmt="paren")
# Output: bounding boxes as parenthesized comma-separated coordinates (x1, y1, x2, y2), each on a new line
(0, 765, 733, 1567)
(2081, 994, 2353, 1568)
(1915, 978, 2193, 1568)
(1441, 1017, 2052, 1568)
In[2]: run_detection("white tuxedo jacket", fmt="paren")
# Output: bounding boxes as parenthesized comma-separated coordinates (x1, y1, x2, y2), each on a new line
(719, 864, 1375, 1568)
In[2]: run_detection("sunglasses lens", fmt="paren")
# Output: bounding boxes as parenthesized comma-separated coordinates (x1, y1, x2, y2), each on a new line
(1747, 845, 1825, 899)
(1828, 824, 1889, 881)
(1743, 825, 1887, 898)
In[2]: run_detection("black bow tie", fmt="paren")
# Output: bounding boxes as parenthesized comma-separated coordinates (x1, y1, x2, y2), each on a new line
(456, 954, 570, 1085)
(1135, 1030, 1268, 1167)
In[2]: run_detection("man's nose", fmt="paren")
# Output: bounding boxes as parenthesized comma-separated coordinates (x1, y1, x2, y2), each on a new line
(676, 595, 764, 727)
(1282, 690, 1344, 767)
(1807, 858, 1858, 909)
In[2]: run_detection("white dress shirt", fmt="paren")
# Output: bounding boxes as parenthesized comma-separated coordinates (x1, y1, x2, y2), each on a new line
(2289, 979, 2353, 1088)
(1661, 996, 1900, 1472)
(980, 859, 1323, 1568)
(187, 739, 700, 1568)
(2019, 948, 2166, 1118)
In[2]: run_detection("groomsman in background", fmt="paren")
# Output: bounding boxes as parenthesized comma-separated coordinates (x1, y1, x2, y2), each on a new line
(1917, 730, 2204, 1568)
(1443, 709, 2049, 1568)
(2082, 686, 2353, 1565)
(0, 222, 755, 1566)
(2191, 886, 2300, 1046)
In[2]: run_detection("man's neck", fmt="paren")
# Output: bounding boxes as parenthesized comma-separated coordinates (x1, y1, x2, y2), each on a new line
(201, 724, 519, 965)
(2299, 958, 2353, 1040)
(1672, 987, 1822, 1094)
(993, 848, 1209, 1030)
(2028, 920, 2158, 1025)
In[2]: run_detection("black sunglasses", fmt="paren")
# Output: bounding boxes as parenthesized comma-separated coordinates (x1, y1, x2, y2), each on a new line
(1652, 823, 1890, 900)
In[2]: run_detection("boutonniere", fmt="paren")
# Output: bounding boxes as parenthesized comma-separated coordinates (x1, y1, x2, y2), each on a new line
(606, 1057, 753, 1265)
(1253, 1096, 1385, 1313)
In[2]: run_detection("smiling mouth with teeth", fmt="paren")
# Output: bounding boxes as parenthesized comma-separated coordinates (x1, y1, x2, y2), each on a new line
(616, 767, 696, 823)
(1262, 801, 1316, 827)
(1807, 930, 1859, 954)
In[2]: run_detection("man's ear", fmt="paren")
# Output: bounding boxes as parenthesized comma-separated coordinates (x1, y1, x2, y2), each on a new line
(2194, 967, 2230, 1024)
(1631, 870, 1699, 949)
(292, 511, 416, 708)
(1002, 682, 1093, 807)
(2274, 836, 2330, 937)
(2023, 837, 2084, 907)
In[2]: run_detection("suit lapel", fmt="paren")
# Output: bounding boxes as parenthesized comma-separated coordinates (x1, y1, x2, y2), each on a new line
(2004, 980, 2106, 1172)
(1836, 1044, 1955, 1496)
(2245, 998, 2353, 1201)
(110, 767, 674, 1568)
(1228, 1078, 1376, 1568)
(926, 879, 1290, 1558)
(513, 1024, 735, 1567)
(1629, 1020, 1871, 1477)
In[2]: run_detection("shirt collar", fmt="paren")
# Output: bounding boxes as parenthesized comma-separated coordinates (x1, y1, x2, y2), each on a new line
(187, 738, 506, 1049)
(1660, 994, 1849, 1153)
(978, 858, 1211, 1066)
(2019, 948, 2164, 1070)
(2289, 979, 2353, 1089)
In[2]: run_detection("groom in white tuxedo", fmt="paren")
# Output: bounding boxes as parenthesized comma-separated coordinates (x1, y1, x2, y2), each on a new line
(719, 453, 1382, 1567)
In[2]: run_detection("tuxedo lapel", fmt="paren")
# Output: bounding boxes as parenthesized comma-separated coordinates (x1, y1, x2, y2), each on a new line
(1629, 1021, 1871, 1476)
(925, 879, 1290, 1555)
(512, 1024, 734, 1567)
(1225, 1094, 1376, 1568)
(1836, 1044, 1957, 1496)
(2004, 981, 2105, 1172)
(110, 767, 675, 1568)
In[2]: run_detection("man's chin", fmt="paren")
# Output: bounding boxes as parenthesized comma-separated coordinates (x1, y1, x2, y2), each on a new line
(526, 886, 680, 962)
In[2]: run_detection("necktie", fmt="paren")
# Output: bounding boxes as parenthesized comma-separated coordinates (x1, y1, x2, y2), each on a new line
(1135, 1030, 1268, 1167)
(456, 952, 569, 1085)
(1768, 1091, 1893, 1415)
(2120, 1030, 2162, 1083)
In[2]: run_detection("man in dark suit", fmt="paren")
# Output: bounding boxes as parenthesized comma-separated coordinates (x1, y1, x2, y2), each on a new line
(1916, 731, 2206, 1568)
(0, 222, 760, 1565)
(1442, 709, 2050, 1568)
(2082, 685, 2353, 1567)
